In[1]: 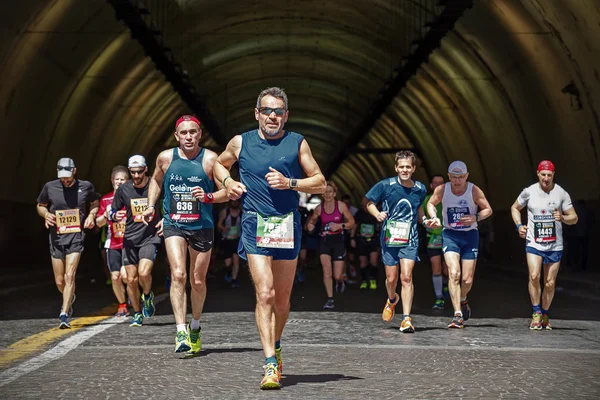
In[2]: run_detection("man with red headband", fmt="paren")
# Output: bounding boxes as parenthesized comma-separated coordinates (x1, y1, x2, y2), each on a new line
(511, 160, 578, 330)
(144, 115, 228, 353)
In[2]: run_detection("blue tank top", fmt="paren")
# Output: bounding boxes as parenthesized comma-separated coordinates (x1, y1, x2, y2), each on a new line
(162, 148, 214, 229)
(239, 130, 303, 216)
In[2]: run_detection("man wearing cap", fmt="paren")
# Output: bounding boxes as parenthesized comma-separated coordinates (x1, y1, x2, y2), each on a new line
(110, 155, 162, 327)
(510, 160, 578, 330)
(144, 115, 228, 353)
(426, 160, 493, 329)
(214, 87, 326, 390)
(36, 158, 99, 329)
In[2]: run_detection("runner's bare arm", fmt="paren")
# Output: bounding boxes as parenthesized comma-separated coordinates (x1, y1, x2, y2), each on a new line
(510, 199, 525, 225)
(214, 135, 242, 185)
(88, 200, 99, 219)
(306, 205, 321, 231)
(560, 206, 578, 225)
(426, 185, 444, 219)
(339, 201, 355, 230)
(473, 185, 492, 222)
(296, 139, 326, 195)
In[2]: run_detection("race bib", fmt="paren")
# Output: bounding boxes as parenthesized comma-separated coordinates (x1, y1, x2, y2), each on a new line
(385, 220, 410, 247)
(113, 221, 126, 238)
(428, 234, 442, 249)
(169, 192, 199, 223)
(534, 221, 556, 243)
(447, 207, 469, 229)
(130, 198, 148, 222)
(359, 224, 375, 239)
(256, 212, 294, 249)
(55, 209, 81, 234)
(225, 225, 241, 240)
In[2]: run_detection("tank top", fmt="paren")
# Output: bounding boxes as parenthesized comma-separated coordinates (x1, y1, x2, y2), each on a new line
(442, 182, 478, 231)
(238, 130, 303, 216)
(162, 147, 214, 229)
(320, 200, 344, 236)
(223, 208, 241, 240)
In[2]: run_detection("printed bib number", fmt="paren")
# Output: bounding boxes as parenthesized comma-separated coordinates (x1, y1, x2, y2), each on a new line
(130, 198, 148, 222)
(256, 213, 294, 249)
(113, 221, 126, 238)
(534, 221, 556, 243)
(447, 207, 469, 229)
(428, 234, 442, 249)
(225, 225, 240, 240)
(55, 209, 81, 234)
(359, 224, 375, 239)
(169, 192, 199, 223)
(385, 220, 410, 247)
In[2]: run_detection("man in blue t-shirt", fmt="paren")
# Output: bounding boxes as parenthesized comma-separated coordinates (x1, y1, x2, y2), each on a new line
(365, 150, 427, 334)
(214, 87, 326, 390)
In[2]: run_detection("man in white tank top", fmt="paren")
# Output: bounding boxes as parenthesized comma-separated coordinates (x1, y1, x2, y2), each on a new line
(510, 160, 578, 331)
(425, 161, 493, 329)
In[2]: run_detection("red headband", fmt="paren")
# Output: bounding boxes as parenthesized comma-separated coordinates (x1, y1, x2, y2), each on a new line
(537, 160, 555, 173)
(175, 115, 201, 129)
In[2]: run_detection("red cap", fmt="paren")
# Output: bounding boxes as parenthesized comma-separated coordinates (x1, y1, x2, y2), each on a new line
(537, 160, 555, 173)
(175, 115, 201, 129)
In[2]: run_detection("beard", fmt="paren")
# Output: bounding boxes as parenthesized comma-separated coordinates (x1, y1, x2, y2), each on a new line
(260, 121, 284, 137)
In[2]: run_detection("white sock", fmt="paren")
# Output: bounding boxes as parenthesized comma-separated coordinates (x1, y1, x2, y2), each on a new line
(455, 311, 463, 317)
(432, 274, 443, 298)
(190, 318, 201, 331)
(176, 324, 187, 333)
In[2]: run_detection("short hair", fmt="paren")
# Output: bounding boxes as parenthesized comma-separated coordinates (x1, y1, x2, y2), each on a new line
(430, 174, 444, 183)
(395, 150, 416, 166)
(326, 180, 338, 194)
(256, 87, 289, 110)
(111, 165, 128, 179)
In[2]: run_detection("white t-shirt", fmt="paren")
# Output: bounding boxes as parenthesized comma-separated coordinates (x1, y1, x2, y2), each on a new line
(517, 183, 573, 251)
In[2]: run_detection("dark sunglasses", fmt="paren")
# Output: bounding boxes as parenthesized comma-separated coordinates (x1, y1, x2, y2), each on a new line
(259, 107, 286, 116)
(57, 166, 73, 171)
(129, 169, 145, 175)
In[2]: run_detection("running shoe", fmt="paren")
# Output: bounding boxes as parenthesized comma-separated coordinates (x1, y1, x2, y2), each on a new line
(530, 313, 542, 330)
(224, 271, 232, 283)
(130, 312, 143, 327)
(542, 314, 552, 330)
(335, 280, 346, 293)
(399, 316, 415, 333)
(59, 314, 70, 329)
(142, 291, 155, 318)
(175, 330, 191, 353)
(461, 300, 471, 321)
(115, 303, 129, 317)
(323, 299, 335, 309)
(382, 293, 399, 322)
(369, 279, 377, 290)
(442, 284, 450, 299)
(260, 363, 282, 390)
(188, 323, 202, 354)
(432, 298, 445, 310)
(296, 269, 305, 283)
(275, 346, 283, 374)
(448, 313, 464, 329)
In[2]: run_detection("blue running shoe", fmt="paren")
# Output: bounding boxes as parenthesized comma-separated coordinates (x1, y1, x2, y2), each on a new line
(142, 291, 155, 318)
(59, 314, 70, 329)
(224, 271, 232, 283)
(130, 312, 143, 327)
(461, 300, 471, 321)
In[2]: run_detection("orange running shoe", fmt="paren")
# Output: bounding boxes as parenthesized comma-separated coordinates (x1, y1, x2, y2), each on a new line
(382, 294, 399, 322)
(399, 316, 415, 333)
(260, 363, 282, 390)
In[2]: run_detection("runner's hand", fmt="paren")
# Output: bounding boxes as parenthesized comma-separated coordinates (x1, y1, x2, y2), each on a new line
(225, 179, 246, 200)
(84, 215, 95, 229)
(518, 225, 527, 239)
(44, 212, 56, 228)
(428, 217, 441, 228)
(141, 208, 153, 225)
(265, 167, 290, 190)
(553, 208, 562, 222)
(375, 211, 388, 222)
(459, 215, 477, 226)
(156, 218, 163, 236)
(191, 186, 206, 201)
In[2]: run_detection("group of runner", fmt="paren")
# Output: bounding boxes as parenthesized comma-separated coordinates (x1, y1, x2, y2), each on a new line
(36, 87, 579, 390)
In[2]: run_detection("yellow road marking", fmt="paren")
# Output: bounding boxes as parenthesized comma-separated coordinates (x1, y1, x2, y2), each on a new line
(0, 305, 117, 369)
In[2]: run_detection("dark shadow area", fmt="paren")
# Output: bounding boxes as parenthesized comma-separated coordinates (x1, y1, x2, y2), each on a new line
(181, 347, 261, 359)
(282, 373, 363, 387)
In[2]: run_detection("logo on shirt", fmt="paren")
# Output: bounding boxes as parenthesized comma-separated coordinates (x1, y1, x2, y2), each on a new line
(173, 194, 180, 201)
(188, 176, 202, 183)
(459, 199, 468, 207)
(170, 174, 183, 182)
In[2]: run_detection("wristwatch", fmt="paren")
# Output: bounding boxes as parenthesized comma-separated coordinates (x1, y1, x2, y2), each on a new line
(289, 178, 298, 188)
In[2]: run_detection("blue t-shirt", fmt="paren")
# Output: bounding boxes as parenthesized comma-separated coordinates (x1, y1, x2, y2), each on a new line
(365, 177, 427, 248)
(238, 130, 303, 216)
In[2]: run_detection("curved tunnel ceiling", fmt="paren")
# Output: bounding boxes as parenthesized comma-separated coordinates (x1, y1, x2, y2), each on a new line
(1, 0, 598, 209)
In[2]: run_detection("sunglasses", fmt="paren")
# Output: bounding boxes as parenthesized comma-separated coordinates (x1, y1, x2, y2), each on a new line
(129, 169, 145, 175)
(258, 107, 286, 116)
(57, 166, 73, 171)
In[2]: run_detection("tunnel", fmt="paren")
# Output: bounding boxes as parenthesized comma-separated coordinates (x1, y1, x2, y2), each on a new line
(1, 0, 598, 261)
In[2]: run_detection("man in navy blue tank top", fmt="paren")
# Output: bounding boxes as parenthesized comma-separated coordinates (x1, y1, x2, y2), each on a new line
(143, 115, 229, 354)
(426, 161, 493, 329)
(214, 87, 326, 390)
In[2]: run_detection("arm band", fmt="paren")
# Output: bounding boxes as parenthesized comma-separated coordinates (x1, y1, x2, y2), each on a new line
(222, 176, 232, 188)
(515, 223, 523, 231)
(203, 193, 215, 204)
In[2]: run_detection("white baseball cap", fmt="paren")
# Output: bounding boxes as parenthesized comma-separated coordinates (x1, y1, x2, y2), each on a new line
(448, 160, 468, 175)
(128, 155, 146, 168)
(57, 158, 75, 178)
